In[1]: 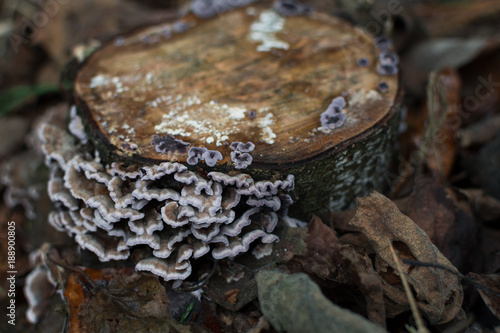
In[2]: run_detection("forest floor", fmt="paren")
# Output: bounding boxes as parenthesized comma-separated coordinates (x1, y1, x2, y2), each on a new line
(0, 0, 500, 332)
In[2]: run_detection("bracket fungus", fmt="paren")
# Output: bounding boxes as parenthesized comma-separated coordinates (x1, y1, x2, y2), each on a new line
(41, 2, 400, 282)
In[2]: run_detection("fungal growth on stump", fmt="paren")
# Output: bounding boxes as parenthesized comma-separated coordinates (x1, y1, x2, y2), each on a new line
(41, 2, 400, 282)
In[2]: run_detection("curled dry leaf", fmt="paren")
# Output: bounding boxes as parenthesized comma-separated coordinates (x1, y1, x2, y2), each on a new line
(348, 191, 464, 325)
(466, 273, 500, 320)
(256, 270, 387, 333)
(424, 68, 462, 180)
(459, 188, 500, 223)
(401, 177, 477, 271)
(286, 215, 387, 327)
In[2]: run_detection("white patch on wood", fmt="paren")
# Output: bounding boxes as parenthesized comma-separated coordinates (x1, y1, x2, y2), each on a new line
(250, 10, 289, 52)
(90, 74, 110, 88)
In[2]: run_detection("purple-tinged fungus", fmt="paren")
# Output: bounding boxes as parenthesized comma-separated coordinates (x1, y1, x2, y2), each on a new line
(110, 162, 142, 180)
(121, 142, 138, 151)
(187, 146, 208, 165)
(320, 111, 346, 130)
(231, 151, 253, 169)
(174, 170, 199, 185)
(357, 57, 369, 67)
(378, 82, 389, 93)
(274, 0, 312, 16)
(246, 196, 282, 211)
(320, 97, 347, 130)
(192, 242, 211, 258)
(191, 0, 257, 19)
(377, 63, 398, 76)
(230, 141, 255, 153)
(135, 257, 192, 281)
(68, 106, 88, 144)
(212, 230, 279, 259)
(75, 233, 130, 262)
(191, 223, 221, 242)
(222, 207, 260, 237)
(151, 134, 190, 154)
(132, 180, 180, 201)
(128, 211, 163, 235)
(208, 172, 254, 188)
(38, 124, 77, 171)
(40, 110, 298, 282)
(202, 150, 223, 167)
(126, 233, 161, 250)
(379, 51, 399, 66)
(374, 35, 391, 51)
(261, 212, 279, 233)
(161, 202, 191, 228)
(24, 266, 56, 324)
(237, 174, 295, 198)
(141, 162, 187, 181)
(221, 188, 241, 210)
(252, 243, 274, 259)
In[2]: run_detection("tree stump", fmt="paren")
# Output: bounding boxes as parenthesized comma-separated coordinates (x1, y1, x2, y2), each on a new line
(73, 3, 400, 219)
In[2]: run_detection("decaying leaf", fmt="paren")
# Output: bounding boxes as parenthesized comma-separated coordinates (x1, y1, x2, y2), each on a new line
(256, 270, 387, 333)
(300, 215, 345, 280)
(459, 189, 500, 224)
(467, 273, 500, 320)
(204, 261, 258, 312)
(64, 267, 208, 333)
(283, 215, 387, 327)
(348, 191, 464, 325)
(424, 69, 462, 179)
(401, 177, 477, 271)
(471, 133, 500, 201)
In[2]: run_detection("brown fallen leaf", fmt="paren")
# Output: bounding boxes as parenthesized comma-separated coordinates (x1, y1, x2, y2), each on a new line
(289, 215, 387, 327)
(301, 215, 345, 281)
(348, 191, 464, 325)
(424, 68, 462, 180)
(457, 114, 500, 148)
(467, 273, 500, 320)
(63, 267, 208, 332)
(459, 188, 500, 224)
(401, 177, 477, 271)
(224, 289, 239, 306)
(204, 261, 257, 312)
(471, 133, 500, 201)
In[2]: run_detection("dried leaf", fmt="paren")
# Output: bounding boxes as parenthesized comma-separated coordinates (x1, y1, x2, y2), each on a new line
(285, 215, 387, 327)
(204, 262, 257, 312)
(301, 215, 344, 280)
(64, 268, 208, 332)
(471, 133, 500, 201)
(458, 115, 500, 148)
(403, 177, 476, 271)
(348, 191, 463, 325)
(467, 273, 500, 320)
(256, 270, 387, 333)
(424, 69, 462, 179)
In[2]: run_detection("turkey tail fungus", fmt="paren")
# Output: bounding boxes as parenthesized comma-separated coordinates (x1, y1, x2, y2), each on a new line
(41, 2, 400, 282)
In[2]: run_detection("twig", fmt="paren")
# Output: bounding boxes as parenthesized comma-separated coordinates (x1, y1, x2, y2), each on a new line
(389, 240, 430, 333)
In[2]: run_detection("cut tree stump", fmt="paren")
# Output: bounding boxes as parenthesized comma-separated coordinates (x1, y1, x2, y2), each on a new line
(72, 2, 401, 219)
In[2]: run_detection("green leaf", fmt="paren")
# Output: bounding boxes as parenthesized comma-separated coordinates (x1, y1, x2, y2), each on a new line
(180, 302, 194, 323)
(0, 84, 60, 117)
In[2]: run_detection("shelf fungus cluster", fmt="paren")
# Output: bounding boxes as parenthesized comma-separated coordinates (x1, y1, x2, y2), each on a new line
(42, 2, 401, 281)
(39, 111, 295, 282)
